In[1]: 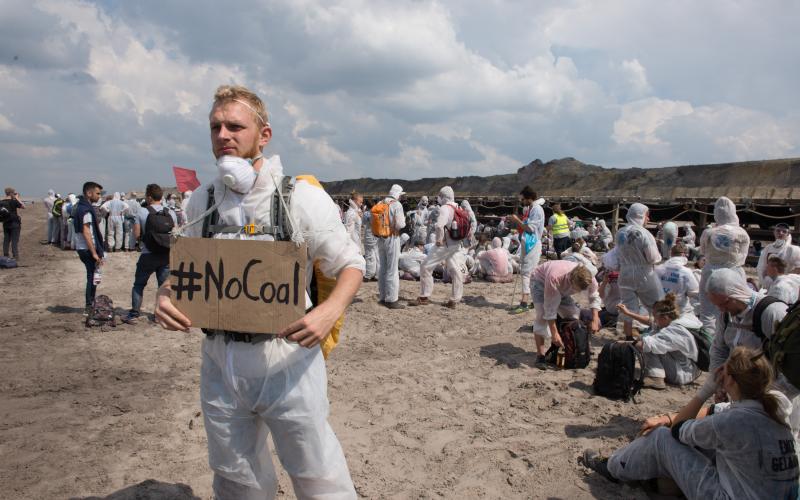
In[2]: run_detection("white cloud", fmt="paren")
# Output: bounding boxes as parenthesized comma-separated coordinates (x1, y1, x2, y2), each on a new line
(620, 59, 651, 97)
(0, 113, 13, 131)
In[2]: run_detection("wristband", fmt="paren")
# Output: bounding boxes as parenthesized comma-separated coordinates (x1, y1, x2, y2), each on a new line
(666, 414, 673, 427)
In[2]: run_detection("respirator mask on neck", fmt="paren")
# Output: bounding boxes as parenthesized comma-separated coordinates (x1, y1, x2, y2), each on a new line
(217, 154, 263, 194)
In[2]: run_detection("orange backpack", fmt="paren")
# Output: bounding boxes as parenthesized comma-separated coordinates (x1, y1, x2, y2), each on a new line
(370, 201, 394, 237)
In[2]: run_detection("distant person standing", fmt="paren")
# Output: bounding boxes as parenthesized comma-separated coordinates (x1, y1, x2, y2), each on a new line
(1, 187, 25, 260)
(376, 184, 406, 309)
(548, 203, 571, 258)
(509, 186, 545, 313)
(124, 192, 141, 251)
(73, 182, 105, 314)
(123, 184, 176, 324)
(101, 192, 129, 252)
(43, 189, 55, 244)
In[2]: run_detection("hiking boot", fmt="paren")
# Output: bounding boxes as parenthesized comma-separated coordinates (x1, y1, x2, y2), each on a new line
(535, 355, 549, 370)
(643, 376, 666, 390)
(444, 300, 457, 309)
(83, 305, 92, 317)
(510, 303, 529, 315)
(408, 297, 430, 306)
(582, 450, 618, 483)
(384, 300, 406, 310)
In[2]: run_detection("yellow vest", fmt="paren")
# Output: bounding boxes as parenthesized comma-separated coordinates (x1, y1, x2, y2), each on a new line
(552, 213, 570, 237)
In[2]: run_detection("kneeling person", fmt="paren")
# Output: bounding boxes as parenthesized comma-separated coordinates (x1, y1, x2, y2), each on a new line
(531, 261, 601, 369)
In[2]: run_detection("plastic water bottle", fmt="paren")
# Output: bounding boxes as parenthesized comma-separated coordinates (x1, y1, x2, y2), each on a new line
(93, 267, 102, 285)
(450, 220, 458, 239)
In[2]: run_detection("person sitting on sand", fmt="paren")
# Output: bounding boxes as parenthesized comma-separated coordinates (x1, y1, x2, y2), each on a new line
(617, 292, 703, 389)
(762, 253, 800, 304)
(476, 237, 512, 282)
(656, 241, 700, 316)
(583, 346, 800, 500)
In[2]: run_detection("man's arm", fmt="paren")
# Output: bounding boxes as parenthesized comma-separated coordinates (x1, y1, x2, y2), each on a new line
(82, 223, 100, 262)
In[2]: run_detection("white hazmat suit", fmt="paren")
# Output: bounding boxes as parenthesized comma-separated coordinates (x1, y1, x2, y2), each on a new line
(616, 203, 663, 320)
(377, 184, 406, 304)
(757, 232, 800, 288)
(519, 198, 546, 299)
(697, 197, 750, 335)
(656, 256, 700, 316)
(102, 192, 128, 251)
(419, 186, 463, 303)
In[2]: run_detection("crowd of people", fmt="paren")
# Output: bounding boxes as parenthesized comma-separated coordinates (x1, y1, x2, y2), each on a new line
(337, 183, 800, 497)
(11, 83, 800, 499)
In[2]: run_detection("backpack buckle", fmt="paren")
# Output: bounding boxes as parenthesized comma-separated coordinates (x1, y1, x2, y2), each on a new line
(244, 223, 260, 236)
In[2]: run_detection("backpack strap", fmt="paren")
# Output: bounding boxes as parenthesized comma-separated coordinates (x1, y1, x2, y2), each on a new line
(201, 177, 295, 240)
(753, 295, 785, 341)
(628, 342, 646, 402)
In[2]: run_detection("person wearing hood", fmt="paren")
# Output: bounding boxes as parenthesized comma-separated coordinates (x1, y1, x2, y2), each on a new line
(376, 184, 406, 309)
(660, 221, 678, 261)
(411, 186, 464, 309)
(124, 192, 141, 251)
(656, 242, 700, 316)
(43, 189, 56, 244)
(152, 85, 364, 500)
(697, 197, 750, 335)
(509, 186, 545, 313)
(1, 187, 25, 260)
(101, 192, 129, 252)
(757, 223, 800, 289)
(63, 193, 78, 250)
(413, 196, 430, 246)
(682, 224, 696, 248)
(618, 292, 702, 388)
(399, 236, 426, 279)
(616, 203, 664, 340)
(361, 198, 380, 281)
(344, 191, 363, 255)
(476, 237, 512, 282)
(596, 219, 613, 251)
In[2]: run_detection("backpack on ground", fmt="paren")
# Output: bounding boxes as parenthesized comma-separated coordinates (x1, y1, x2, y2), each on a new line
(686, 327, 713, 371)
(0, 256, 17, 268)
(545, 317, 591, 369)
(143, 206, 175, 254)
(448, 204, 470, 240)
(0, 201, 11, 223)
(370, 201, 394, 238)
(593, 341, 645, 401)
(755, 298, 800, 389)
(51, 198, 64, 217)
(85, 294, 116, 328)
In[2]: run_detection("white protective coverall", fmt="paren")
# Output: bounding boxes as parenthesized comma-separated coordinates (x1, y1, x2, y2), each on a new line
(682, 225, 696, 247)
(426, 205, 439, 243)
(419, 186, 463, 302)
(44, 189, 56, 242)
(344, 199, 363, 254)
(460, 200, 478, 247)
(562, 252, 598, 277)
(767, 273, 800, 304)
(660, 221, 678, 260)
(102, 192, 128, 251)
(616, 203, 663, 319)
(399, 244, 426, 279)
(531, 260, 601, 341)
(656, 256, 700, 316)
(608, 402, 799, 500)
(377, 184, 406, 303)
(477, 237, 511, 278)
(757, 233, 800, 288)
(519, 198, 546, 297)
(362, 210, 379, 280)
(182, 155, 364, 499)
(125, 196, 141, 250)
(597, 219, 613, 251)
(697, 197, 750, 334)
(696, 269, 799, 437)
(641, 313, 702, 385)
(413, 196, 429, 245)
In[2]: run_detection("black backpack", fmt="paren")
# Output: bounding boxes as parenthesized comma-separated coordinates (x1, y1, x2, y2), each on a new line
(686, 326, 713, 371)
(143, 206, 174, 254)
(86, 294, 116, 329)
(545, 318, 591, 369)
(0, 200, 10, 223)
(593, 341, 645, 401)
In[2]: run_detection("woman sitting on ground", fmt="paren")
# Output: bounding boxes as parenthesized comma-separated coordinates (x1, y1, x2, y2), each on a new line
(617, 292, 702, 389)
(584, 346, 799, 499)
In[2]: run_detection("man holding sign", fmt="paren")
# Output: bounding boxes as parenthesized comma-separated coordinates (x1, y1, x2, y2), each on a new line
(154, 85, 364, 499)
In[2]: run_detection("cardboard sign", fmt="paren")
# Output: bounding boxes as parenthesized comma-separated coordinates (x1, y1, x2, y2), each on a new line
(169, 237, 307, 334)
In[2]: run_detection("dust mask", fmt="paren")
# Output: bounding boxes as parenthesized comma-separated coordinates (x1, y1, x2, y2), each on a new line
(217, 155, 261, 194)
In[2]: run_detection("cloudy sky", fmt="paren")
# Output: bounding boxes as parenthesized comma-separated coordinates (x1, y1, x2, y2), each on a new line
(1, 0, 798, 197)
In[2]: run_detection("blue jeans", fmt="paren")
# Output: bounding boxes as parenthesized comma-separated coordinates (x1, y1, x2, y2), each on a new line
(129, 252, 170, 316)
(77, 249, 98, 307)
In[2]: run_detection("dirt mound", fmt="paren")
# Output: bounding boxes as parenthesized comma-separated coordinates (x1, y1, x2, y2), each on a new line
(323, 157, 800, 201)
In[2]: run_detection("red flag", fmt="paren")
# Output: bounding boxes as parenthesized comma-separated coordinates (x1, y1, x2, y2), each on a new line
(173, 166, 201, 193)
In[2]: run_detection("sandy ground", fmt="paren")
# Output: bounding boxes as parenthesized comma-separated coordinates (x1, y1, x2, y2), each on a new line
(0, 207, 706, 499)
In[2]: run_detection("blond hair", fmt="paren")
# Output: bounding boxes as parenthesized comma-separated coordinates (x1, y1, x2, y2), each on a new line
(653, 292, 680, 321)
(212, 85, 269, 126)
(569, 265, 592, 290)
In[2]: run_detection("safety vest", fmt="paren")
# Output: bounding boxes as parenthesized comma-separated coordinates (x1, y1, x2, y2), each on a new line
(552, 213, 570, 237)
